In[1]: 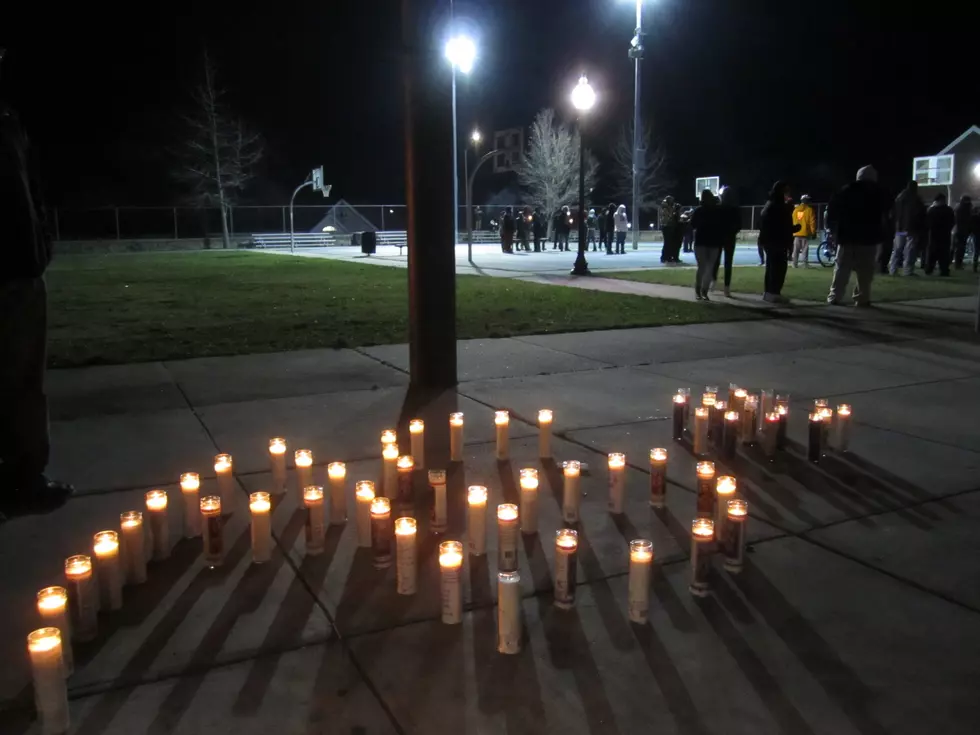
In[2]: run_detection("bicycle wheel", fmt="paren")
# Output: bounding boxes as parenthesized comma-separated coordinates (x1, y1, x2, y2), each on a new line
(816, 241, 835, 268)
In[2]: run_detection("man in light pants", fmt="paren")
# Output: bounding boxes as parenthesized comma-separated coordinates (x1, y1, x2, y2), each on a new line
(890, 180, 925, 276)
(791, 194, 817, 267)
(827, 166, 887, 307)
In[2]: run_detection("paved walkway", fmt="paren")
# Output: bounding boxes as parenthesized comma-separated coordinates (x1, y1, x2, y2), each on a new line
(2, 305, 980, 734)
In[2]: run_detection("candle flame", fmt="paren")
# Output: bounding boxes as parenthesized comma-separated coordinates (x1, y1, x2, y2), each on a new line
(716, 476, 737, 495)
(629, 538, 654, 562)
(497, 503, 518, 521)
(696, 461, 716, 478)
(837, 404, 852, 416)
(180, 472, 200, 491)
(355, 481, 376, 500)
(27, 628, 61, 653)
(269, 437, 287, 455)
(734, 388, 748, 399)
(145, 489, 168, 511)
(304, 486, 324, 503)
(37, 586, 68, 611)
(382, 444, 399, 461)
(728, 498, 748, 517)
(608, 452, 626, 469)
(494, 410, 509, 425)
(214, 454, 232, 472)
(673, 393, 687, 404)
(120, 510, 142, 527)
(93, 530, 119, 554)
(695, 406, 709, 418)
(724, 411, 739, 422)
(249, 492, 271, 513)
(370, 496, 391, 515)
(449, 412, 464, 426)
(64, 555, 92, 577)
(538, 409, 553, 423)
(563, 460, 581, 477)
(650, 447, 668, 462)
(395, 517, 417, 536)
(467, 485, 488, 505)
(328, 462, 346, 479)
(409, 419, 424, 433)
(439, 540, 463, 568)
(294, 449, 313, 467)
(556, 529, 579, 550)
(692, 518, 715, 538)
(381, 429, 397, 444)
(396, 455, 415, 470)
(200, 496, 221, 513)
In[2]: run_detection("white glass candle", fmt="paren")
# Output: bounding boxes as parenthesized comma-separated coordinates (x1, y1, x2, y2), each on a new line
(724, 499, 748, 573)
(381, 443, 398, 498)
(355, 481, 375, 547)
(449, 412, 464, 462)
(371, 497, 393, 569)
(439, 540, 464, 624)
(93, 530, 123, 611)
(396, 454, 415, 507)
(763, 411, 780, 459)
(495, 410, 510, 460)
(562, 460, 581, 523)
(649, 448, 668, 508)
(409, 419, 425, 469)
(694, 406, 709, 457)
(294, 449, 314, 501)
(27, 628, 69, 735)
(119, 510, 147, 585)
(37, 587, 73, 677)
(836, 404, 852, 451)
(538, 409, 553, 458)
(689, 519, 714, 597)
(672, 391, 687, 440)
(380, 427, 397, 449)
(519, 468, 539, 535)
(741, 395, 758, 445)
(250, 492, 272, 564)
(722, 410, 739, 459)
(695, 461, 716, 518)
(327, 462, 347, 525)
(200, 496, 224, 567)
(496, 503, 520, 572)
(607, 453, 626, 515)
(760, 389, 774, 433)
(64, 555, 98, 642)
(304, 486, 326, 556)
(554, 529, 579, 610)
(733, 387, 748, 417)
(715, 475, 737, 533)
(214, 453, 234, 508)
(467, 485, 488, 556)
(395, 517, 418, 595)
(180, 472, 201, 538)
(269, 437, 287, 494)
(429, 470, 448, 534)
(497, 570, 522, 655)
(628, 540, 653, 624)
(145, 489, 170, 561)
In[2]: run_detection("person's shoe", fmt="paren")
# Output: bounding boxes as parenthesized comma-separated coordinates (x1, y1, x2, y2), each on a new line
(724, 287, 731, 297)
(709, 280, 717, 292)
(763, 292, 779, 303)
(827, 298, 843, 305)
(0, 477, 74, 518)
(758, 261, 766, 267)
(702, 293, 711, 302)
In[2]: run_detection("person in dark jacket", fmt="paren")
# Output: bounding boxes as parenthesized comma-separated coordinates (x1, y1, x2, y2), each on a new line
(826, 165, 886, 306)
(516, 207, 530, 251)
(603, 203, 616, 255)
(532, 207, 546, 252)
(587, 208, 599, 252)
(691, 189, 723, 299)
(953, 195, 972, 270)
(500, 208, 515, 253)
(659, 196, 681, 263)
(597, 206, 608, 254)
(0, 88, 74, 518)
(758, 181, 798, 303)
(924, 194, 955, 276)
(890, 180, 926, 276)
(712, 187, 742, 296)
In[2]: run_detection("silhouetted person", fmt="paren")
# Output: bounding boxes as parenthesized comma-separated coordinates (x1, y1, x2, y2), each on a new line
(680, 211, 694, 253)
(758, 181, 798, 303)
(603, 203, 616, 254)
(953, 195, 972, 270)
(500, 208, 515, 253)
(890, 180, 926, 275)
(587, 208, 598, 251)
(597, 205, 608, 255)
(516, 206, 529, 251)
(613, 204, 629, 254)
(660, 196, 681, 263)
(474, 206, 484, 231)
(826, 165, 886, 306)
(924, 193, 954, 276)
(691, 189, 723, 299)
(532, 207, 546, 252)
(714, 187, 742, 296)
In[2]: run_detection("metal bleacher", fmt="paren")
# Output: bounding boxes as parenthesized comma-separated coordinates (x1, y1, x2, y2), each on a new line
(250, 230, 502, 255)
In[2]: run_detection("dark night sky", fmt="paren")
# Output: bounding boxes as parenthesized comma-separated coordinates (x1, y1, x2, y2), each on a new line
(4, 0, 979, 208)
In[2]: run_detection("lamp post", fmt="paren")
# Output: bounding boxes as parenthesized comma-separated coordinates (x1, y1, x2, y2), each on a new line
(464, 129, 498, 265)
(570, 75, 596, 276)
(445, 35, 476, 248)
(622, 0, 647, 250)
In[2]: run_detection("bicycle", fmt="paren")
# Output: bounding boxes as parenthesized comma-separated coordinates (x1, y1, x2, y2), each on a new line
(816, 229, 837, 268)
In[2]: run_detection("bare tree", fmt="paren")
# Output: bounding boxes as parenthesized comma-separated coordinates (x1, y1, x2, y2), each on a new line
(611, 122, 673, 214)
(518, 108, 598, 236)
(174, 53, 264, 248)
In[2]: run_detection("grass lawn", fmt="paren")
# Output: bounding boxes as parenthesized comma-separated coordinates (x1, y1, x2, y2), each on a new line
(46, 251, 761, 368)
(606, 264, 978, 302)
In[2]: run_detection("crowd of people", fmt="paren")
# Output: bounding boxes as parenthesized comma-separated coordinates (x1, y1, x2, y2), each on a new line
(495, 203, 632, 255)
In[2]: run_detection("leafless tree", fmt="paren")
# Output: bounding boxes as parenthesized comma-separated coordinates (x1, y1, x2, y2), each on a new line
(518, 108, 598, 237)
(173, 53, 264, 248)
(611, 122, 673, 213)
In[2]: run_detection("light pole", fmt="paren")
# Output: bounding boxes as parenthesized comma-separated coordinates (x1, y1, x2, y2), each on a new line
(570, 75, 596, 276)
(445, 35, 476, 248)
(464, 130, 497, 264)
(623, 0, 646, 250)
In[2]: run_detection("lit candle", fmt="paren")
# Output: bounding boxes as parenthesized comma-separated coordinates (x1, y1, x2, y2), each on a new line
(694, 406, 709, 457)
(429, 470, 448, 534)
(380, 428, 397, 448)
(702, 387, 718, 409)
(439, 540, 464, 625)
(214, 453, 234, 508)
(715, 476, 737, 534)
(268, 437, 287, 494)
(763, 411, 780, 459)
(200, 496, 223, 567)
(553, 529, 579, 610)
(741, 395, 758, 445)
(649, 448, 668, 508)
(607, 452, 626, 515)
(355, 481, 375, 547)
(775, 394, 790, 450)
(495, 410, 510, 460)
(449, 412, 464, 462)
(497, 570, 522, 654)
(519, 468, 539, 535)
(327, 462, 347, 525)
(723, 499, 748, 573)
(180, 472, 201, 538)
(370, 496, 392, 569)
(689, 518, 714, 597)
(836, 404, 852, 451)
(145, 489, 170, 561)
(538, 409, 553, 458)
(64, 555, 98, 642)
(678, 387, 692, 424)
(497, 503, 520, 572)
(304, 486, 326, 556)
(818, 404, 834, 453)
(93, 530, 122, 611)
(119, 510, 147, 585)
(396, 454, 415, 509)
(36, 587, 73, 677)
(672, 391, 687, 441)
(395, 517, 418, 595)
(733, 387, 748, 417)
(381, 443, 398, 497)
(409, 419, 425, 469)
(695, 461, 716, 517)
(294, 449, 314, 501)
(467, 485, 488, 556)
(628, 539, 654, 624)
(807, 412, 824, 463)
(249, 491, 272, 563)
(711, 400, 728, 447)
(27, 628, 69, 734)
(562, 460, 581, 523)
(759, 389, 774, 434)
(722, 410, 739, 460)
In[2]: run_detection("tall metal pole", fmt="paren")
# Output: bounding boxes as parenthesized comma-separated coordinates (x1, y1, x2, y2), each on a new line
(631, 0, 643, 250)
(468, 150, 499, 265)
(451, 65, 459, 248)
(290, 180, 311, 253)
(571, 122, 590, 276)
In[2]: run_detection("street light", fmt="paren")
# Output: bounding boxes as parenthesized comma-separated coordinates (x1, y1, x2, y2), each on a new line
(445, 34, 477, 248)
(973, 161, 980, 179)
(620, 0, 648, 250)
(464, 127, 498, 264)
(570, 75, 596, 277)
(471, 129, 482, 145)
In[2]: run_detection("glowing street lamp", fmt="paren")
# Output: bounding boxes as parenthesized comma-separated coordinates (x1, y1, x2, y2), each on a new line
(571, 75, 596, 277)
(445, 34, 477, 247)
(471, 129, 482, 146)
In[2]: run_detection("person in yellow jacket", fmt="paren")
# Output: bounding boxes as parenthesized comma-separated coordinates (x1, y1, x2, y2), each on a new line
(791, 194, 818, 267)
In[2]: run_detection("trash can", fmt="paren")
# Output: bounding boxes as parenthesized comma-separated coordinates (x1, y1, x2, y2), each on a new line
(361, 230, 377, 255)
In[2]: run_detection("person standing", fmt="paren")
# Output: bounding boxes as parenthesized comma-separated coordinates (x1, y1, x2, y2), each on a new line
(532, 207, 546, 252)
(597, 205, 608, 255)
(515, 207, 529, 252)
(660, 196, 680, 263)
(475, 206, 484, 231)
(500, 208, 515, 253)
(791, 194, 817, 267)
(0, 86, 74, 519)
(758, 181, 798, 303)
(587, 208, 598, 252)
(691, 189, 722, 300)
(826, 165, 886, 306)
(603, 203, 616, 254)
(953, 195, 972, 270)
(614, 204, 629, 254)
(890, 180, 926, 276)
(924, 193, 955, 276)
(713, 187, 742, 296)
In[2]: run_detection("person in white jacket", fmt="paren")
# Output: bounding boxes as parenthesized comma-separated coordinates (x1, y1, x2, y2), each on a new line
(613, 204, 629, 254)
